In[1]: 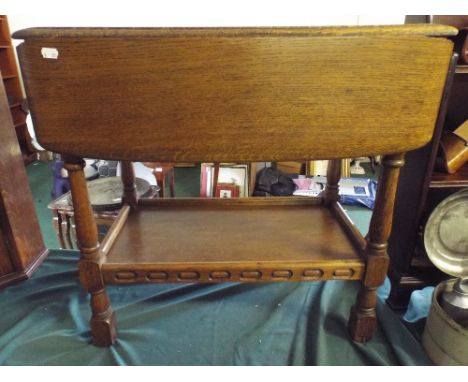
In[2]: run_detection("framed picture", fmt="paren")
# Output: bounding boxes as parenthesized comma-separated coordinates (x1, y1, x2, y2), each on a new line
(200, 163, 249, 197)
(215, 182, 240, 198)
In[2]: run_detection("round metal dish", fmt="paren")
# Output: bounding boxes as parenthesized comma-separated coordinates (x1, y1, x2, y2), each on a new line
(67, 176, 153, 211)
(424, 188, 468, 277)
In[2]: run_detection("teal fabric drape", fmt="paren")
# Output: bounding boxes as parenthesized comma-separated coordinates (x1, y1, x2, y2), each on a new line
(0, 250, 431, 365)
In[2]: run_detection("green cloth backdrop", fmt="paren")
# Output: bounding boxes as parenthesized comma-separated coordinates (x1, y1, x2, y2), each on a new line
(0, 162, 431, 365)
(0, 250, 431, 365)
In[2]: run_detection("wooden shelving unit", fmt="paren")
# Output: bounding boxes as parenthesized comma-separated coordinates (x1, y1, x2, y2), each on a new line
(430, 162, 468, 188)
(387, 44, 468, 309)
(456, 65, 468, 74)
(0, 15, 36, 165)
(0, 69, 48, 288)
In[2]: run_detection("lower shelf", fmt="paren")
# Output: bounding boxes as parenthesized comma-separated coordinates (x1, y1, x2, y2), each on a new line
(101, 197, 366, 284)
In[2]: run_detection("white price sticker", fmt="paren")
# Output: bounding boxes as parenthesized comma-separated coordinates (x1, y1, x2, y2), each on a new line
(41, 47, 59, 59)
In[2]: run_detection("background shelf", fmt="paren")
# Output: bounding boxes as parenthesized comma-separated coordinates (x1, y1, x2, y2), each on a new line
(0, 15, 36, 165)
(430, 162, 468, 188)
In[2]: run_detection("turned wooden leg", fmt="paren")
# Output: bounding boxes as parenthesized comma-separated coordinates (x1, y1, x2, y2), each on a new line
(323, 159, 341, 205)
(64, 156, 117, 347)
(168, 167, 175, 197)
(121, 161, 138, 207)
(348, 281, 381, 342)
(88, 289, 117, 347)
(154, 168, 166, 198)
(213, 163, 220, 197)
(348, 154, 405, 342)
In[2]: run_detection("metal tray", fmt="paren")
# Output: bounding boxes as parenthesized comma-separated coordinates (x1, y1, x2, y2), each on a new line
(67, 176, 153, 211)
(424, 188, 468, 277)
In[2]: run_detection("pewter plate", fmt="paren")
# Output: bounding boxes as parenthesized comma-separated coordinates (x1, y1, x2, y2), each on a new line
(424, 188, 468, 277)
(67, 177, 152, 211)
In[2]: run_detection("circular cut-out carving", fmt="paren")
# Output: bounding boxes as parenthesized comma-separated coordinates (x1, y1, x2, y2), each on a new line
(271, 270, 293, 279)
(210, 271, 231, 279)
(147, 271, 169, 280)
(241, 270, 262, 279)
(178, 271, 200, 280)
(333, 269, 354, 278)
(115, 271, 137, 281)
(303, 269, 324, 278)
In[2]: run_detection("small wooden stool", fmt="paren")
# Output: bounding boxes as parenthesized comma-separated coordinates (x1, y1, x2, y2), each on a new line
(142, 162, 175, 197)
(48, 176, 157, 249)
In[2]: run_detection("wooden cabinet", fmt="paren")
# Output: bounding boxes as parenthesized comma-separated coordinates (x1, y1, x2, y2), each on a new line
(387, 28, 468, 308)
(0, 15, 36, 165)
(0, 67, 48, 288)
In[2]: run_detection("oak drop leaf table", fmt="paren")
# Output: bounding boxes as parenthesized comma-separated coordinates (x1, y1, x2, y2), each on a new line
(13, 25, 456, 346)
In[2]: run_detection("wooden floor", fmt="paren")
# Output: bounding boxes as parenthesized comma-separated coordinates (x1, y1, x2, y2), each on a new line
(102, 198, 365, 284)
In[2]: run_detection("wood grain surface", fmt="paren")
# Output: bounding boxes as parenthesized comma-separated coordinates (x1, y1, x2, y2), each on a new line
(12, 24, 457, 38)
(15, 26, 454, 162)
